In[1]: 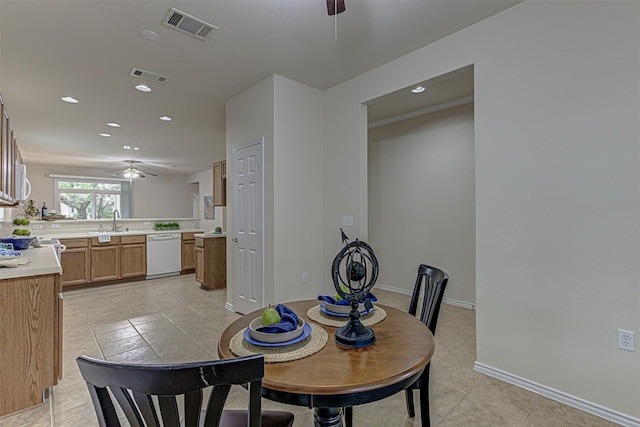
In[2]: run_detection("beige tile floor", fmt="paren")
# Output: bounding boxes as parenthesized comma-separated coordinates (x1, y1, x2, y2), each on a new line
(0, 275, 620, 426)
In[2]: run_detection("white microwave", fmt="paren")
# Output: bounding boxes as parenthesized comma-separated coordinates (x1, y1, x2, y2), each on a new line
(15, 163, 31, 201)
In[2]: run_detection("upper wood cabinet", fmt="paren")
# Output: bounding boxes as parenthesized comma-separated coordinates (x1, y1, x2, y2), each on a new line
(213, 160, 226, 206)
(0, 93, 21, 205)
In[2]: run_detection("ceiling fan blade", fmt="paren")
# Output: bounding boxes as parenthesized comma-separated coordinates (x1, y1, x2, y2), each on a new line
(326, 0, 345, 16)
(104, 161, 158, 179)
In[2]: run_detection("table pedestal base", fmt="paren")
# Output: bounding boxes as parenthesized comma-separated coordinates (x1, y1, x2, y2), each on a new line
(314, 407, 343, 427)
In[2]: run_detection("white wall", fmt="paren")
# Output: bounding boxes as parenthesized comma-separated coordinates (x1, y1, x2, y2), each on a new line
(273, 75, 324, 303)
(188, 168, 224, 232)
(226, 75, 325, 307)
(23, 163, 196, 219)
(226, 76, 276, 305)
(368, 103, 475, 305)
(323, 1, 639, 421)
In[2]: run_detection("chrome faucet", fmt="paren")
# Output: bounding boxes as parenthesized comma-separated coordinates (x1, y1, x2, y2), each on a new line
(112, 209, 120, 232)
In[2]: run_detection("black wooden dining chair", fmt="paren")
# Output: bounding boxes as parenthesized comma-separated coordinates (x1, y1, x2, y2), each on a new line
(404, 264, 449, 427)
(76, 354, 294, 427)
(343, 264, 448, 427)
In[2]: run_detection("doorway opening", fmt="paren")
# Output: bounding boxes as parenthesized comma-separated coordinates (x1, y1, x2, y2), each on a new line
(365, 65, 476, 309)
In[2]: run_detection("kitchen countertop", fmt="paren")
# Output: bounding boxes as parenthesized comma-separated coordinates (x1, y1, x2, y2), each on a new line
(50, 229, 205, 239)
(194, 233, 226, 238)
(0, 245, 61, 280)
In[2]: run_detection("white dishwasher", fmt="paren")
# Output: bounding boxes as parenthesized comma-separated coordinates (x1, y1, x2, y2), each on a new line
(146, 233, 181, 279)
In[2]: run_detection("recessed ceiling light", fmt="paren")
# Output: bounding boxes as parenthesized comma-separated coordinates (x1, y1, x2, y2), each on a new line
(140, 29, 159, 40)
(61, 96, 79, 103)
(159, 116, 172, 121)
(411, 86, 426, 94)
(107, 122, 121, 128)
(123, 145, 131, 150)
(135, 84, 152, 93)
(99, 133, 111, 137)
(133, 146, 140, 151)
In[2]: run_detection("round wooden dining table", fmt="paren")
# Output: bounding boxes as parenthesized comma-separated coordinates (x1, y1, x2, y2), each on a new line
(218, 299, 435, 427)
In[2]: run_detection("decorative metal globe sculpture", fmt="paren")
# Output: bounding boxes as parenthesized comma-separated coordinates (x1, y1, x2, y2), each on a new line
(332, 229, 379, 347)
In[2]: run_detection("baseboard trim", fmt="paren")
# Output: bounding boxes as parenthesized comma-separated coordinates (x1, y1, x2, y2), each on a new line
(474, 362, 640, 427)
(375, 283, 476, 310)
(442, 297, 475, 310)
(224, 302, 234, 312)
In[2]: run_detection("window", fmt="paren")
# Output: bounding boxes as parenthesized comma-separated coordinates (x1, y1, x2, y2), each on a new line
(55, 178, 131, 219)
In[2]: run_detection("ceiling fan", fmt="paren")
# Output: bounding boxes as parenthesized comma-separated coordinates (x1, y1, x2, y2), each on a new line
(105, 160, 158, 182)
(326, 0, 345, 40)
(326, 0, 345, 16)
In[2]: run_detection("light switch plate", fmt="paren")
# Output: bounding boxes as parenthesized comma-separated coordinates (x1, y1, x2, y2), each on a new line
(341, 216, 353, 227)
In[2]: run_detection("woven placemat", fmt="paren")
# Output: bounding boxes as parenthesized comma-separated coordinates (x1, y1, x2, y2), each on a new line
(229, 323, 328, 363)
(0, 257, 31, 268)
(307, 305, 387, 327)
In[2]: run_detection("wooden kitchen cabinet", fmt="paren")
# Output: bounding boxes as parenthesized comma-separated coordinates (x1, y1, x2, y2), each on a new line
(213, 160, 226, 206)
(90, 236, 120, 282)
(1, 97, 12, 203)
(59, 238, 91, 288)
(0, 93, 21, 205)
(195, 236, 226, 290)
(181, 232, 196, 272)
(0, 273, 62, 416)
(195, 245, 204, 283)
(120, 235, 146, 279)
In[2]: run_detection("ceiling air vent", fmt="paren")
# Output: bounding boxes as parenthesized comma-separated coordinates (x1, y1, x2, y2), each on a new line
(161, 8, 218, 41)
(129, 68, 168, 83)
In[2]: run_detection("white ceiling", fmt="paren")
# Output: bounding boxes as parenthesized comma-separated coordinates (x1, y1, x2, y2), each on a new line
(0, 0, 518, 177)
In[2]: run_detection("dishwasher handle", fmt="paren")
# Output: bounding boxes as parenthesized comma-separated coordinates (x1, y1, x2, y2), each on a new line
(148, 234, 179, 241)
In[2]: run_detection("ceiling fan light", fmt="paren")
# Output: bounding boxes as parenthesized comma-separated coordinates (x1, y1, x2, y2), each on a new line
(123, 168, 140, 179)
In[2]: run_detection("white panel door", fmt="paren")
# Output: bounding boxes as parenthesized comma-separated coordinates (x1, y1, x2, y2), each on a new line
(232, 138, 264, 314)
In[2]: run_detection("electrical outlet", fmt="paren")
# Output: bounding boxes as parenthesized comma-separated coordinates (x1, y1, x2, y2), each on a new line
(32, 224, 43, 229)
(341, 216, 353, 227)
(301, 272, 308, 284)
(618, 329, 635, 352)
(50, 223, 60, 228)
